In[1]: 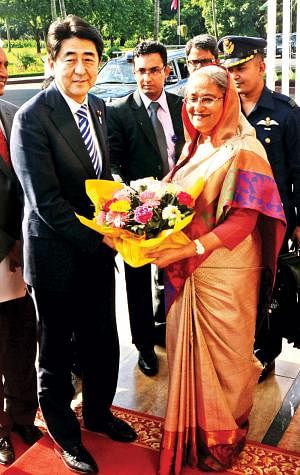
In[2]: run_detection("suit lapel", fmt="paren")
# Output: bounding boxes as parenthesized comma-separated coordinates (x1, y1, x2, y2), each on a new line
(45, 83, 96, 177)
(166, 92, 182, 140)
(0, 108, 14, 143)
(131, 90, 161, 155)
(88, 95, 108, 163)
(0, 106, 14, 179)
(166, 93, 184, 162)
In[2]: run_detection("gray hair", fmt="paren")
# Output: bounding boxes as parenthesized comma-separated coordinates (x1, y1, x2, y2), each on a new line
(186, 65, 228, 94)
(185, 34, 218, 58)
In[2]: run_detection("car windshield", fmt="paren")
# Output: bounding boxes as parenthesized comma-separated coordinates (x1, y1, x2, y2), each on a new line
(96, 61, 136, 85)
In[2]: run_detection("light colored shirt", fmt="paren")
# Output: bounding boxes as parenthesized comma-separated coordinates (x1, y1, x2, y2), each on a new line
(140, 90, 176, 169)
(55, 81, 103, 170)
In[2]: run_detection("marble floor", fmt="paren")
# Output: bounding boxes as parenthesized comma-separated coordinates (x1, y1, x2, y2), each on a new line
(112, 256, 300, 452)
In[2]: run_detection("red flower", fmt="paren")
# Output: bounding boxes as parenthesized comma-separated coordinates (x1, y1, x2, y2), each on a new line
(103, 198, 117, 212)
(177, 191, 194, 207)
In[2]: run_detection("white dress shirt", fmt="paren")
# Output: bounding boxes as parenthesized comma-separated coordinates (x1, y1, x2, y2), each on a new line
(55, 81, 103, 170)
(140, 90, 176, 169)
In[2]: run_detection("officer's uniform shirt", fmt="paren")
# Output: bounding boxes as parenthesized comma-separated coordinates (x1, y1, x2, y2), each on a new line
(244, 86, 300, 235)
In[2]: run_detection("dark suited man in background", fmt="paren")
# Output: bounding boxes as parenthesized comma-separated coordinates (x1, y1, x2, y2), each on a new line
(0, 44, 42, 466)
(185, 34, 219, 75)
(218, 35, 300, 382)
(107, 40, 184, 377)
(11, 16, 136, 475)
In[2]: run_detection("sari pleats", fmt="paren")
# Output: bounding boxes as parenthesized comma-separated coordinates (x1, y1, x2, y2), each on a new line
(159, 233, 263, 474)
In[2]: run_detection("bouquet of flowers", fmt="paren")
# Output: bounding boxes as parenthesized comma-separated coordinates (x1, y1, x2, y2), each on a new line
(77, 177, 204, 267)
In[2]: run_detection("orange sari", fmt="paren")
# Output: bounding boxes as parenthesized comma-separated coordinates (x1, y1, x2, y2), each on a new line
(159, 73, 286, 474)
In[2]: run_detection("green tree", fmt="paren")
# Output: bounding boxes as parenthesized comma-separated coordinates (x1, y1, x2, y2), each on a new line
(0, 0, 51, 53)
(180, 0, 206, 39)
(199, 0, 265, 39)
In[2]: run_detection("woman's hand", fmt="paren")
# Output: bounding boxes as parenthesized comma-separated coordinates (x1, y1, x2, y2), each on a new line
(146, 243, 196, 268)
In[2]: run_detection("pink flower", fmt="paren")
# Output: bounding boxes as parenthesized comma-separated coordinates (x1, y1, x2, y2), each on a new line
(177, 191, 194, 207)
(139, 191, 161, 207)
(134, 205, 153, 224)
(95, 211, 106, 225)
(106, 211, 128, 228)
(113, 188, 132, 201)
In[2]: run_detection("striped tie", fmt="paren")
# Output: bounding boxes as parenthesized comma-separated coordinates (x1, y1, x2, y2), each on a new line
(148, 102, 169, 176)
(76, 104, 101, 177)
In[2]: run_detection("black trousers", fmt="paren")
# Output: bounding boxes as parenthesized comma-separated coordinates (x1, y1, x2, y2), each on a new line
(124, 263, 165, 349)
(0, 293, 38, 438)
(29, 263, 119, 451)
(254, 221, 292, 364)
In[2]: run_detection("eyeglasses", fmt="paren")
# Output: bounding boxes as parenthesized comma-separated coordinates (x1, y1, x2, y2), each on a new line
(134, 66, 165, 77)
(184, 96, 224, 107)
(187, 58, 217, 68)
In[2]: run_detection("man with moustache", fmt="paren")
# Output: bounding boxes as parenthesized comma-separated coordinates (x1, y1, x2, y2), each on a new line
(185, 34, 219, 75)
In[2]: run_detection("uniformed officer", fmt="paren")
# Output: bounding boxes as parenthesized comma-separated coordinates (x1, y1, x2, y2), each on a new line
(218, 35, 300, 382)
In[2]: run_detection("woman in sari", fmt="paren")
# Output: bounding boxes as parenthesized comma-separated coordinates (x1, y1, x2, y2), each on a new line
(147, 66, 286, 473)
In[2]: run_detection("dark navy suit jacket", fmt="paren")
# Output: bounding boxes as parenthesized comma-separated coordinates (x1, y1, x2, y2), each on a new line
(10, 82, 114, 290)
(107, 90, 184, 183)
(0, 99, 19, 263)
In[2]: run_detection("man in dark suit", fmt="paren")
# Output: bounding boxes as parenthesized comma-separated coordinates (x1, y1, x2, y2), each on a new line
(0, 44, 42, 466)
(11, 16, 136, 474)
(107, 40, 184, 376)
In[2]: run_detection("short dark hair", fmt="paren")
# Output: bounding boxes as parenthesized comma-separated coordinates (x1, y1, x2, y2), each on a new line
(47, 15, 104, 61)
(185, 34, 218, 59)
(133, 40, 167, 67)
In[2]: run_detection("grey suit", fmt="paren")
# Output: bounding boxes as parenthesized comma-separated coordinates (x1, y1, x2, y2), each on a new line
(10, 82, 119, 450)
(0, 99, 38, 438)
(107, 90, 184, 349)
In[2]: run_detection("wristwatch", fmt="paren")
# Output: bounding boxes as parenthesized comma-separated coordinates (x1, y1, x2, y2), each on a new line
(194, 239, 205, 255)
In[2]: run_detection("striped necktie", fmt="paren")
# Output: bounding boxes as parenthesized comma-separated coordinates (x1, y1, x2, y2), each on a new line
(76, 104, 101, 177)
(0, 127, 11, 166)
(148, 102, 169, 176)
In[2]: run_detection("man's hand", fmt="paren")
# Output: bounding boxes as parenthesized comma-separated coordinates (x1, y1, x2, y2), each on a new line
(8, 241, 21, 272)
(102, 235, 115, 250)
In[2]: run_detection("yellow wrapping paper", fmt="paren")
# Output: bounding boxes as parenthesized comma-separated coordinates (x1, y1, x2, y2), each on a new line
(77, 178, 204, 267)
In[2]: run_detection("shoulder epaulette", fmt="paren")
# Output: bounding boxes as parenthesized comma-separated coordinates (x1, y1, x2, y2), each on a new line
(288, 97, 297, 108)
(272, 90, 297, 108)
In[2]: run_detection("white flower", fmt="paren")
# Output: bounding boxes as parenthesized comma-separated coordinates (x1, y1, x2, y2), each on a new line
(130, 177, 156, 191)
(162, 205, 182, 225)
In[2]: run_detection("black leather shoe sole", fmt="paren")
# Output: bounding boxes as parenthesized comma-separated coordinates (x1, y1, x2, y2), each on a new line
(54, 445, 98, 474)
(0, 437, 15, 465)
(258, 360, 276, 383)
(138, 350, 159, 376)
(86, 416, 137, 443)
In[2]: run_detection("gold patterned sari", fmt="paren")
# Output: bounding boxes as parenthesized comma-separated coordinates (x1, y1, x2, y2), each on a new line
(159, 72, 286, 474)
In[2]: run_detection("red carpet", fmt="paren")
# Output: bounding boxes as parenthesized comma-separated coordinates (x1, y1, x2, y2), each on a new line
(2, 407, 300, 474)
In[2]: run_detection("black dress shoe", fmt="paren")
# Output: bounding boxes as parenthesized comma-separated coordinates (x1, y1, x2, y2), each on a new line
(54, 444, 98, 474)
(85, 415, 137, 443)
(0, 436, 15, 465)
(12, 423, 43, 446)
(258, 360, 276, 383)
(138, 348, 159, 376)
